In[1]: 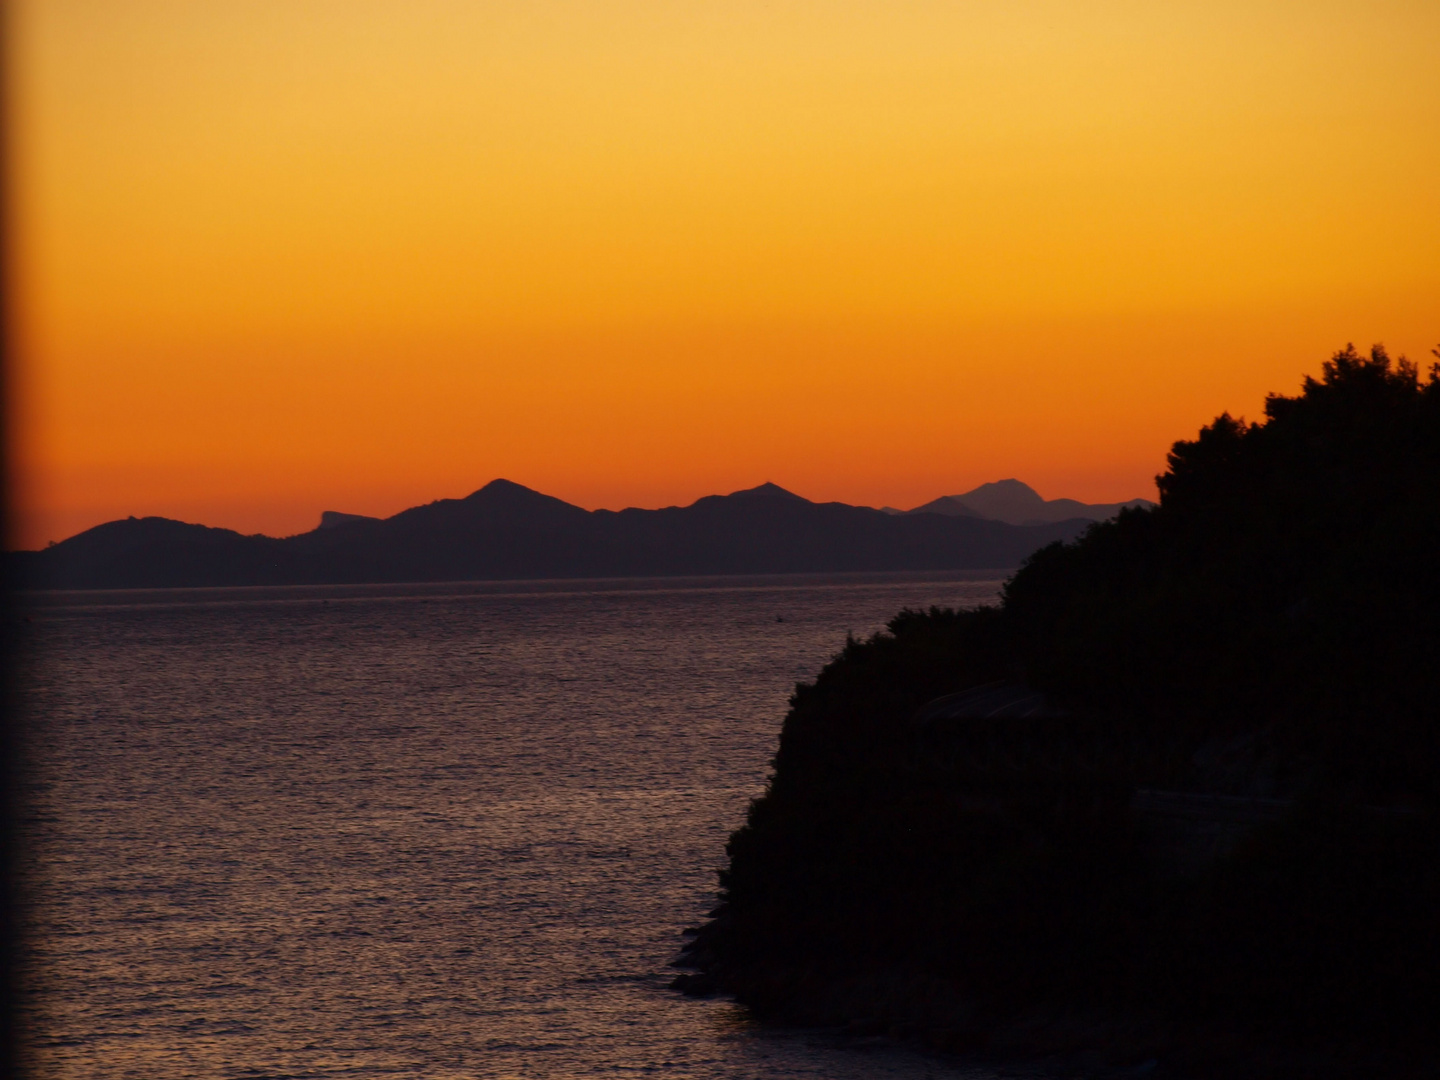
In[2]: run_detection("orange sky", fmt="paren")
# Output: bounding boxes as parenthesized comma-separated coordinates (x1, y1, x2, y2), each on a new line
(8, 0, 1439, 548)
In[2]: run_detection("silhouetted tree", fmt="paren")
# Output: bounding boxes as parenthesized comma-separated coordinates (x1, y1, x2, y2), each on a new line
(683, 346, 1440, 1067)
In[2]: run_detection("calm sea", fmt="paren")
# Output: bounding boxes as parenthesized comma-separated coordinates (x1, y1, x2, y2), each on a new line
(19, 572, 1016, 1079)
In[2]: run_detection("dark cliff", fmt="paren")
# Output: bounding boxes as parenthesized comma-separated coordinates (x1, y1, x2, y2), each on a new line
(678, 346, 1440, 1076)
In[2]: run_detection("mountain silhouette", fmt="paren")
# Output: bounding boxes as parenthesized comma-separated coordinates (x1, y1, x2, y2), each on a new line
(11, 479, 1094, 589)
(909, 478, 1153, 525)
(318, 510, 381, 529)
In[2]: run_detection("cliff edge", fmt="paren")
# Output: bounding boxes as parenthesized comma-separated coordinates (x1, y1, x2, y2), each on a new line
(676, 346, 1440, 1077)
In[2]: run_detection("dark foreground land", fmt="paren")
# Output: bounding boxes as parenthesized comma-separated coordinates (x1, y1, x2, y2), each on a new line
(676, 346, 1440, 1077)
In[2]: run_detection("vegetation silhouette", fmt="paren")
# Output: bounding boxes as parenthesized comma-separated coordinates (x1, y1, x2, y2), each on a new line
(677, 346, 1440, 1075)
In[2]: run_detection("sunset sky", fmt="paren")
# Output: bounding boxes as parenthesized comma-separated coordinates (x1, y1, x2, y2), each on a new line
(9, 0, 1438, 547)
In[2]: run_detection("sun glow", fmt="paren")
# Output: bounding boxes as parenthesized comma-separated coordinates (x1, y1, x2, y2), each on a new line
(10, 0, 1439, 545)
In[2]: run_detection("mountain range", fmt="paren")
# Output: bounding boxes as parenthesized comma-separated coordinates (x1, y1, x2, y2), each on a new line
(893, 478, 1153, 525)
(10, 479, 1152, 590)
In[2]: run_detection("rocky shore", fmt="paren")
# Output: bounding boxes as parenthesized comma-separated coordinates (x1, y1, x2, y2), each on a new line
(674, 929, 1432, 1078)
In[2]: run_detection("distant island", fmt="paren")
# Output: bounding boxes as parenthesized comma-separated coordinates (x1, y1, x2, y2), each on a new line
(9, 480, 1150, 591)
(890, 478, 1152, 525)
(674, 345, 1440, 1075)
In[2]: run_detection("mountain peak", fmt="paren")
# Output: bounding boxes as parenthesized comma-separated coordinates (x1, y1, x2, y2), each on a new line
(461, 478, 584, 507)
(915, 478, 1153, 525)
(723, 482, 810, 503)
(957, 479, 1045, 504)
(468, 478, 544, 499)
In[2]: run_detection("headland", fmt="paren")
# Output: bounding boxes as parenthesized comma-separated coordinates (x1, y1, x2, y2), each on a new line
(675, 346, 1440, 1077)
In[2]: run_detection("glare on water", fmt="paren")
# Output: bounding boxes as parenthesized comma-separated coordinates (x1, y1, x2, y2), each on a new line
(21, 572, 1010, 1079)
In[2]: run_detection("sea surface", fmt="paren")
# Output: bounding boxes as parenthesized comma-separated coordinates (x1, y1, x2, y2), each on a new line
(19, 571, 1021, 1080)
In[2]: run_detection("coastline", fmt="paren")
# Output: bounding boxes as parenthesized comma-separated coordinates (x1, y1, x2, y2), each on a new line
(670, 352, 1440, 1078)
(673, 908, 1433, 1079)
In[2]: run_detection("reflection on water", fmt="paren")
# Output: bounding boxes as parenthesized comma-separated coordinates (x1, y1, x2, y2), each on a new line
(21, 572, 1010, 1078)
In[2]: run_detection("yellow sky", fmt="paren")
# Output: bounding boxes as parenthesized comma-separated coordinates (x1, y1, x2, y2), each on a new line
(9, 0, 1439, 546)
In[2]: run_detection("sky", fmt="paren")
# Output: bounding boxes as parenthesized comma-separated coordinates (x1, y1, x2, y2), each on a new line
(8, 0, 1439, 547)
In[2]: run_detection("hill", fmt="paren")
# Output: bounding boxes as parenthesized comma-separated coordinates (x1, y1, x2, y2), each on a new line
(909, 478, 1154, 524)
(10, 480, 1092, 590)
(676, 345, 1440, 1074)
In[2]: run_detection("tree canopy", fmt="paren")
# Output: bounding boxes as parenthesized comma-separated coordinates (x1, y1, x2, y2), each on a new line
(1004, 344, 1440, 795)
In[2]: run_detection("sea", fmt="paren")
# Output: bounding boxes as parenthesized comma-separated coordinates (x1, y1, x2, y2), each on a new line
(18, 571, 1028, 1080)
